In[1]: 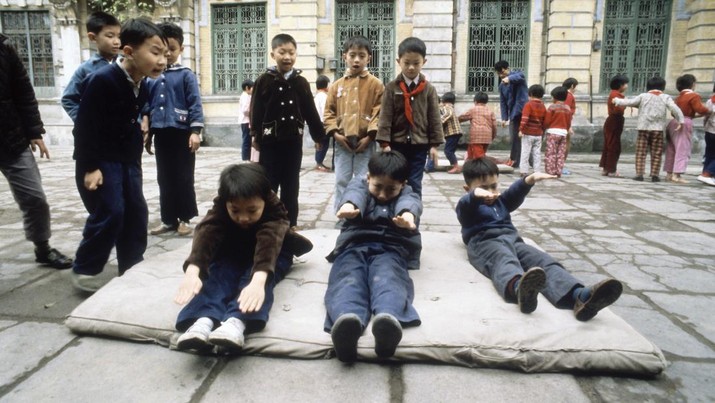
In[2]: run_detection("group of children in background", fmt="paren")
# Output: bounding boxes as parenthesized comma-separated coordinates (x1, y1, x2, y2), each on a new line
(44, 10, 713, 363)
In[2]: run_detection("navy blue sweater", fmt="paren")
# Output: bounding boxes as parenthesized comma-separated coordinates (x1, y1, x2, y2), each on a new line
(73, 63, 148, 172)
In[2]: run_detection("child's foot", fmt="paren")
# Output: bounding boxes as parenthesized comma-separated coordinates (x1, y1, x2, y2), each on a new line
(447, 165, 462, 174)
(670, 175, 688, 184)
(573, 279, 622, 321)
(697, 175, 715, 186)
(665, 173, 673, 182)
(651, 175, 660, 183)
(208, 317, 245, 350)
(177, 317, 213, 351)
(371, 313, 402, 359)
(632, 175, 644, 182)
(70, 271, 103, 293)
(315, 164, 331, 172)
(516, 267, 546, 314)
(177, 221, 193, 236)
(331, 313, 363, 362)
(150, 222, 177, 235)
(35, 247, 73, 270)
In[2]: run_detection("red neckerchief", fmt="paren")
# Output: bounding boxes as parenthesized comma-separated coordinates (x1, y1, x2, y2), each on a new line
(399, 80, 427, 127)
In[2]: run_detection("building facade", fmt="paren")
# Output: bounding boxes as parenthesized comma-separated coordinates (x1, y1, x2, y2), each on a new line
(1, 0, 713, 150)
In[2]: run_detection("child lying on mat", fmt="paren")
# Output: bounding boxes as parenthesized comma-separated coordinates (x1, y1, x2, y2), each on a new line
(325, 151, 422, 362)
(174, 164, 312, 352)
(456, 157, 622, 321)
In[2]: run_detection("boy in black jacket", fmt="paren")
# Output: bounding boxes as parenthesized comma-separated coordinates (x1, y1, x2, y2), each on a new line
(250, 33, 326, 228)
(71, 18, 167, 292)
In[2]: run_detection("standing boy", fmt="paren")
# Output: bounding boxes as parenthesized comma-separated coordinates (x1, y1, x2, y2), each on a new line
(250, 33, 326, 228)
(613, 76, 684, 182)
(238, 79, 254, 162)
(325, 151, 422, 362)
(71, 18, 167, 292)
(311, 74, 331, 172)
(324, 35, 384, 211)
(440, 91, 463, 174)
(62, 11, 121, 122)
(494, 60, 528, 168)
(376, 37, 444, 197)
(543, 87, 572, 177)
(458, 92, 497, 161)
(518, 84, 546, 176)
(145, 22, 204, 237)
(0, 33, 73, 269)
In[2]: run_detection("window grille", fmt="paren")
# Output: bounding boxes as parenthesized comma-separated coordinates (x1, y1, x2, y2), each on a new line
(600, 0, 671, 93)
(335, 1, 394, 85)
(0, 11, 54, 88)
(467, 0, 529, 93)
(212, 3, 266, 94)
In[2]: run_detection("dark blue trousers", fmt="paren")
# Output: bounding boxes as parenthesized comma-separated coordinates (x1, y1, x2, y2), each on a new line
(444, 135, 462, 166)
(176, 248, 292, 333)
(259, 140, 302, 227)
(467, 228, 581, 308)
(74, 160, 147, 275)
(324, 242, 421, 332)
(314, 136, 331, 166)
(241, 123, 251, 161)
(154, 128, 198, 226)
(509, 115, 522, 167)
(391, 144, 428, 197)
(704, 132, 715, 176)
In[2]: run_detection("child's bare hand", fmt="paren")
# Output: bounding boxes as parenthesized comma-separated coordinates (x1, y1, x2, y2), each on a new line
(175, 265, 202, 305)
(525, 172, 558, 185)
(144, 133, 153, 155)
(354, 136, 372, 153)
(518, 131, 524, 138)
(473, 188, 499, 205)
(336, 203, 360, 219)
(334, 133, 351, 151)
(84, 169, 103, 191)
(189, 133, 201, 153)
(393, 212, 416, 230)
(238, 273, 267, 313)
(30, 139, 50, 159)
(675, 123, 682, 132)
(381, 144, 392, 153)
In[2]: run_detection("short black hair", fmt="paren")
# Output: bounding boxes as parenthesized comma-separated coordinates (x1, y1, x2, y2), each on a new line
(676, 74, 696, 92)
(646, 76, 666, 91)
(441, 91, 456, 104)
(241, 79, 254, 91)
(86, 11, 120, 35)
(218, 164, 272, 202)
(120, 18, 166, 48)
(462, 158, 499, 184)
(398, 37, 426, 58)
(157, 22, 183, 46)
(609, 74, 629, 90)
(551, 86, 568, 102)
(271, 33, 296, 50)
(474, 92, 489, 104)
(368, 151, 409, 182)
(562, 77, 578, 89)
(493, 60, 509, 72)
(528, 84, 545, 98)
(343, 35, 372, 55)
(316, 75, 330, 90)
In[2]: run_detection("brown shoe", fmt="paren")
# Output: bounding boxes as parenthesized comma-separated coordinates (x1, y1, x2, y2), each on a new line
(150, 223, 176, 235)
(517, 267, 546, 314)
(177, 222, 193, 236)
(574, 279, 623, 321)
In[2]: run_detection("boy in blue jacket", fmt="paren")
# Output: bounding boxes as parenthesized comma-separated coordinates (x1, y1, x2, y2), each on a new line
(71, 18, 167, 292)
(144, 22, 204, 237)
(456, 157, 622, 320)
(325, 151, 422, 362)
(61, 11, 121, 122)
(494, 60, 528, 168)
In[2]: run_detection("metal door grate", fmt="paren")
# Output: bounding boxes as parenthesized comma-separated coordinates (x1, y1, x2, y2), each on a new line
(0, 11, 54, 88)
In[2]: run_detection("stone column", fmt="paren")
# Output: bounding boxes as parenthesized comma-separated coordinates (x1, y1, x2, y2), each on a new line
(683, 0, 715, 89)
(49, 0, 80, 87)
(544, 0, 594, 91)
(278, 0, 319, 86)
(411, 0, 454, 94)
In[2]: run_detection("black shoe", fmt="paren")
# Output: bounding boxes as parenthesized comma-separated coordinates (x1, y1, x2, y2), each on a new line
(331, 314, 363, 363)
(35, 248, 73, 270)
(517, 267, 546, 314)
(371, 313, 402, 359)
(574, 279, 623, 321)
(633, 175, 644, 182)
(651, 176, 660, 182)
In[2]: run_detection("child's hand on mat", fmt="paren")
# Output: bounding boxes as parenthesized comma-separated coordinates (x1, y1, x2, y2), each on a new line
(393, 212, 416, 230)
(525, 172, 558, 185)
(238, 272, 267, 313)
(336, 203, 360, 219)
(175, 265, 203, 305)
(84, 169, 103, 191)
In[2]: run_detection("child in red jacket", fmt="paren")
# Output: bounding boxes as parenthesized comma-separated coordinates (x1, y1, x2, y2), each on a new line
(543, 87, 572, 177)
(518, 85, 546, 177)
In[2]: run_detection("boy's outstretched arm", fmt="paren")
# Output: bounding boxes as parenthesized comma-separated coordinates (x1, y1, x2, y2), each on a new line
(175, 264, 203, 304)
(336, 202, 360, 219)
(237, 271, 268, 313)
(525, 172, 557, 185)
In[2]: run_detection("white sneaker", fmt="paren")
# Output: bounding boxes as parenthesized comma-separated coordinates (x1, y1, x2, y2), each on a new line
(208, 317, 245, 350)
(697, 175, 715, 186)
(70, 271, 103, 293)
(177, 318, 213, 351)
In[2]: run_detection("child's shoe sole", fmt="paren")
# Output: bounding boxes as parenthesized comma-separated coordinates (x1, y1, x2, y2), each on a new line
(371, 313, 402, 359)
(517, 267, 546, 314)
(177, 332, 211, 351)
(331, 313, 363, 362)
(574, 279, 623, 322)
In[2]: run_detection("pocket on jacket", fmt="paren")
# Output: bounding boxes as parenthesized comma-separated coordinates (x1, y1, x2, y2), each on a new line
(174, 108, 188, 123)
